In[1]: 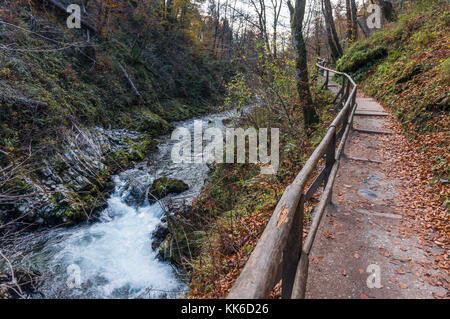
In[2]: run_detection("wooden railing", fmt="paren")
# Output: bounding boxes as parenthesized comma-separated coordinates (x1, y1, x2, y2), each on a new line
(227, 60, 358, 299)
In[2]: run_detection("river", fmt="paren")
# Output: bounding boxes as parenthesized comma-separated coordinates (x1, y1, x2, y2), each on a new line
(4, 111, 231, 299)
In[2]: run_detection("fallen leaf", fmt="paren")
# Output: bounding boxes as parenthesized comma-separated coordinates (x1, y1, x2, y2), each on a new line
(324, 232, 335, 239)
(432, 292, 444, 299)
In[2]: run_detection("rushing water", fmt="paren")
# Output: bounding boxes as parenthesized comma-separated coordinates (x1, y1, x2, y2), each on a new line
(4, 112, 231, 299)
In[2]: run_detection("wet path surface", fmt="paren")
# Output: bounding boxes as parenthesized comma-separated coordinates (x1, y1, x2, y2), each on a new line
(305, 91, 447, 299)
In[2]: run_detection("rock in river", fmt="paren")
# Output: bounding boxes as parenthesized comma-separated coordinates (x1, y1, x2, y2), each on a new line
(148, 177, 189, 203)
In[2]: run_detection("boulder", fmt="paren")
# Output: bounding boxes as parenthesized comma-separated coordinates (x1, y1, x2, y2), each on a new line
(148, 177, 188, 203)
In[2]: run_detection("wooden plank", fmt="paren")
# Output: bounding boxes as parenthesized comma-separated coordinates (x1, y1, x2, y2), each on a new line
(325, 130, 336, 202)
(354, 128, 393, 135)
(332, 84, 344, 104)
(356, 209, 402, 220)
(354, 112, 389, 116)
(291, 252, 309, 299)
(346, 156, 383, 164)
(305, 168, 328, 201)
(281, 195, 304, 299)
(336, 124, 346, 140)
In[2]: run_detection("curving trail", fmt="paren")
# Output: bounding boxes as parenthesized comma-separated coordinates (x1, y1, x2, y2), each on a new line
(305, 87, 447, 299)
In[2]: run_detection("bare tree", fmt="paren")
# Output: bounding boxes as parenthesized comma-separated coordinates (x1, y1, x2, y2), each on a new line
(248, 0, 271, 55)
(270, 0, 283, 58)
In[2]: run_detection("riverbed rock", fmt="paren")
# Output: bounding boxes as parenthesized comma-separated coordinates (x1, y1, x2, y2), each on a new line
(123, 180, 148, 206)
(151, 223, 169, 251)
(148, 177, 189, 202)
(2, 127, 155, 227)
(119, 170, 152, 206)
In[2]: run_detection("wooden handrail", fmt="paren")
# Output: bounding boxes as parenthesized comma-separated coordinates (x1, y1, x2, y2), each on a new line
(227, 60, 358, 299)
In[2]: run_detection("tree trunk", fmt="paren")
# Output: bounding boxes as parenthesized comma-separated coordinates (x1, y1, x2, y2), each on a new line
(357, 19, 369, 38)
(351, 0, 358, 41)
(322, 0, 343, 63)
(380, 0, 397, 22)
(345, 0, 353, 42)
(288, 0, 319, 130)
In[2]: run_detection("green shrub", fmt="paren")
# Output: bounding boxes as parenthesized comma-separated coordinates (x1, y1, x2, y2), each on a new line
(439, 58, 450, 85)
(337, 46, 387, 73)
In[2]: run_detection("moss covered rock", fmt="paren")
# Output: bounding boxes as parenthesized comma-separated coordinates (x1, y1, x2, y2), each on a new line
(148, 177, 189, 202)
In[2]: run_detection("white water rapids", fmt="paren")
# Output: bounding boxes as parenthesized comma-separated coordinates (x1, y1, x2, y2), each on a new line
(37, 178, 186, 298)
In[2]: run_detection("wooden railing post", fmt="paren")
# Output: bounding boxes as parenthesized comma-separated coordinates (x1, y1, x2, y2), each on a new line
(325, 69, 329, 88)
(333, 75, 344, 107)
(344, 79, 351, 103)
(349, 89, 357, 129)
(281, 195, 305, 299)
(339, 76, 347, 108)
(325, 130, 336, 204)
(291, 251, 309, 298)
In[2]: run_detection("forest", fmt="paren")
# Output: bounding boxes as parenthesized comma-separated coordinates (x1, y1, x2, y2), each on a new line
(0, 0, 448, 301)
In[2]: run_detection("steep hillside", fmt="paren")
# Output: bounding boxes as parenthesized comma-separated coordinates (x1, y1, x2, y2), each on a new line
(0, 1, 226, 226)
(337, 0, 449, 198)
